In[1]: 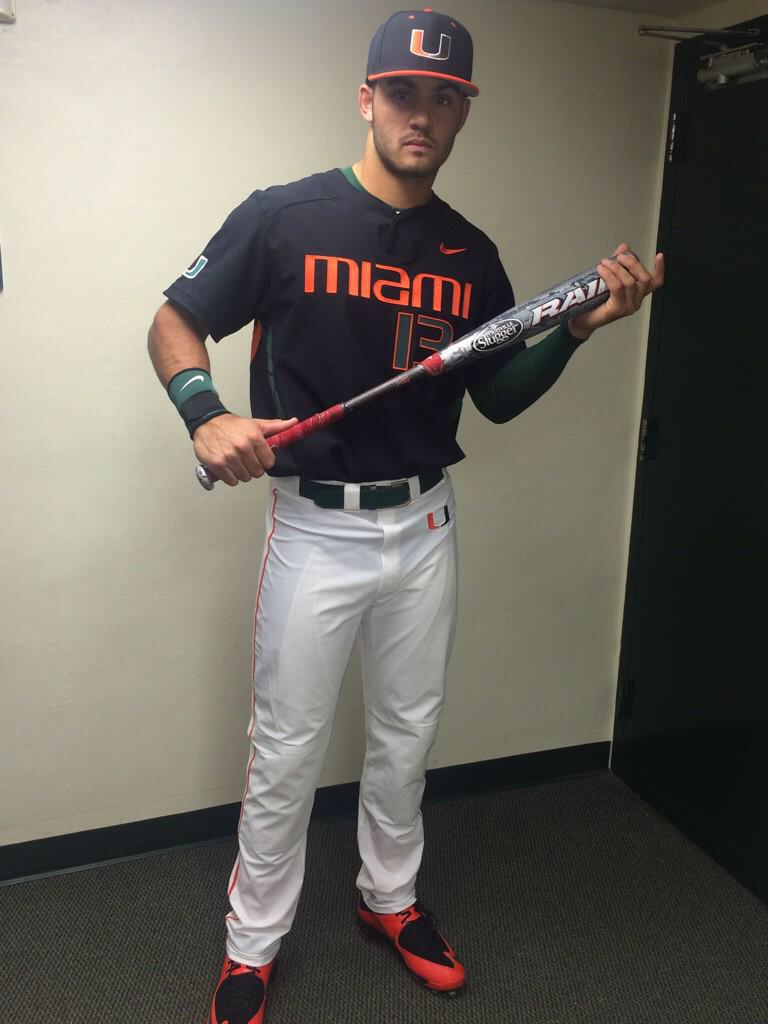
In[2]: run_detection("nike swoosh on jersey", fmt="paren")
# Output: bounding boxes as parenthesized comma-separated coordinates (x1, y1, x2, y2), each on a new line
(180, 375, 205, 391)
(439, 243, 467, 255)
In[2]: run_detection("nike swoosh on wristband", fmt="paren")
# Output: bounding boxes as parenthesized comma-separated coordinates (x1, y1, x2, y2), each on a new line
(440, 243, 467, 255)
(180, 375, 205, 391)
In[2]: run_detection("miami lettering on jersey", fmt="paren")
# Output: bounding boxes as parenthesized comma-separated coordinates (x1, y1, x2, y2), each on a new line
(304, 254, 473, 320)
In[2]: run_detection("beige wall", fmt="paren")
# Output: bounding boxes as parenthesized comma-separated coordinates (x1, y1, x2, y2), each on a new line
(0, 0, 691, 847)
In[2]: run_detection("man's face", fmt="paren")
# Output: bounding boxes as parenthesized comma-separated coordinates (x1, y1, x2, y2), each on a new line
(361, 77, 470, 180)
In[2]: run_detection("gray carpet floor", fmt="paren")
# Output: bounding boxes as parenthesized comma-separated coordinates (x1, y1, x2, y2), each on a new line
(2, 774, 766, 1023)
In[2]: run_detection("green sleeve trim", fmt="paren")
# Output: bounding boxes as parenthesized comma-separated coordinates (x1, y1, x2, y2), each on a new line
(265, 325, 287, 419)
(448, 396, 463, 429)
(468, 323, 584, 424)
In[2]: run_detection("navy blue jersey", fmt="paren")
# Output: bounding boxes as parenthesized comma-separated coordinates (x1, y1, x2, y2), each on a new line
(164, 167, 522, 481)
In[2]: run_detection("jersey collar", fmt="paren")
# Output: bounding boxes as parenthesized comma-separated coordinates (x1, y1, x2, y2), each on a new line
(339, 165, 438, 218)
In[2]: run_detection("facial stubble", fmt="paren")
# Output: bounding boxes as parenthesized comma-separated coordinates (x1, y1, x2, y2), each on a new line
(370, 112, 457, 181)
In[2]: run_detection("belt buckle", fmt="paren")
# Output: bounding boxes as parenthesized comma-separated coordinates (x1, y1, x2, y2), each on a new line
(366, 479, 410, 508)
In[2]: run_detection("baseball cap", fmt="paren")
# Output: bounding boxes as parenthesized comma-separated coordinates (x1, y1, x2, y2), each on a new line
(366, 8, 479, 97)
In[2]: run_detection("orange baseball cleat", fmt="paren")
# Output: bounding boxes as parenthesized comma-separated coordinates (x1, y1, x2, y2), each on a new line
(209, 955, 277, 1024)
(356, 895, 466, 995)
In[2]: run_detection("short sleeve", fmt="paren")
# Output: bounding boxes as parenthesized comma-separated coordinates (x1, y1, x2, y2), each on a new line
(466, 246, 524, 386)
(163, 192, 271, 342)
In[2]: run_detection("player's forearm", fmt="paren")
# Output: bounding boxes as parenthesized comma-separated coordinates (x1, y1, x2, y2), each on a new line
(468, 322, 584, 424)
(148, 300, 210, 387)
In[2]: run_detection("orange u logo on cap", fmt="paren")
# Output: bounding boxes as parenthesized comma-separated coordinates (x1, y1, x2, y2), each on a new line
(409, 28, 451, 61)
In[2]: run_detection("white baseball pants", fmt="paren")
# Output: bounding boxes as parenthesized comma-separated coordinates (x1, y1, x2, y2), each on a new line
(225, 472, 458, 967)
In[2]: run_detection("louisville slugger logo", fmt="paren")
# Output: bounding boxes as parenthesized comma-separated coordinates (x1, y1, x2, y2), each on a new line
(410, 28, 451, 61)
(471, 318, 525, 353)
(530, 277, 607, 326)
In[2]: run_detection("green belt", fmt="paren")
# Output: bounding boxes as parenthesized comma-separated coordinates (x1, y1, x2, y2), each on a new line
(298, 468, 443, 510)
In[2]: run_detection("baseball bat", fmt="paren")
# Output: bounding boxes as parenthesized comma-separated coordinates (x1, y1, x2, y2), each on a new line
(195, 254, 622, 490)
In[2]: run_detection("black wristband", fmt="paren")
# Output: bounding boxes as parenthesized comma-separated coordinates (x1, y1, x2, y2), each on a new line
(179, 391, 229, 438)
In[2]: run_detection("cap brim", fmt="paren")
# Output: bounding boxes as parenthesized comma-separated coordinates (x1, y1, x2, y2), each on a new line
(367, 69, 479, 97)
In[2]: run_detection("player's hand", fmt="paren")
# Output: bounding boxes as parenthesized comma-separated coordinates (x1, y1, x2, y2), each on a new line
(192, 413, 298, 486)
(568, 244, 665, 339)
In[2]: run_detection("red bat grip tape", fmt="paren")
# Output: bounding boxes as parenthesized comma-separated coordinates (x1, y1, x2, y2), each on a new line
(269, 404, 346, 449)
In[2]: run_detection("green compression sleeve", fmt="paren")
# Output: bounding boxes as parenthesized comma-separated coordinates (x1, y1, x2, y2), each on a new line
(468, 323, 585, 424)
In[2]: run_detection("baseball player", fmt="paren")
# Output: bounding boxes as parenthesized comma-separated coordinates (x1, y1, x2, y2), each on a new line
(148, 9, 663, 1023)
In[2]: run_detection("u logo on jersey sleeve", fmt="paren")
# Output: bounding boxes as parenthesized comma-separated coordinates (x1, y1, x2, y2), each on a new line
(183, 255, 208, 279)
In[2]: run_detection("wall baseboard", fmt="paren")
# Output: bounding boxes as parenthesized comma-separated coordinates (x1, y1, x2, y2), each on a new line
(0, 742, 609, 883)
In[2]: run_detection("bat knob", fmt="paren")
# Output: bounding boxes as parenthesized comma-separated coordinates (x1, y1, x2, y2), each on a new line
(196, 463, 214, 491)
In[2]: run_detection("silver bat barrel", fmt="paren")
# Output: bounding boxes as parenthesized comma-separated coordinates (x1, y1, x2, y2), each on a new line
(438, 261, 612, 372)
